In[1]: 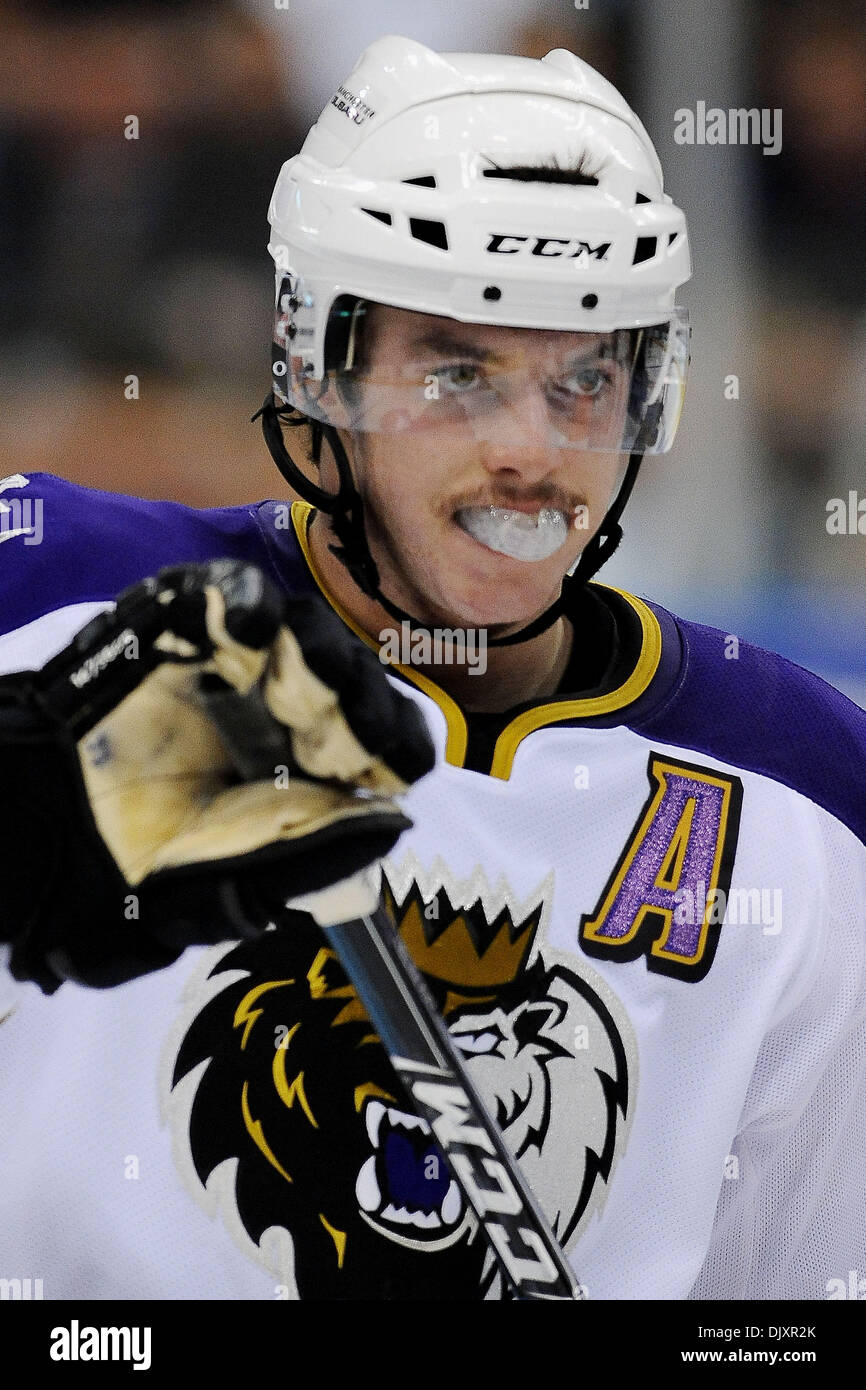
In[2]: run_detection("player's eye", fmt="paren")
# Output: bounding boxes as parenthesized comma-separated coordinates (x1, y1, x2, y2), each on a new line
(552, 364, 615, 400)
(434, 361, 485, 394)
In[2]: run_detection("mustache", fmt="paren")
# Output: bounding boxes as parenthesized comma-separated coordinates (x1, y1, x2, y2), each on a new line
(448, 486, 586, 514)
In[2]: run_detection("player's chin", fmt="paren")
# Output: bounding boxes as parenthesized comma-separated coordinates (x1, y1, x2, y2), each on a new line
(433, 535, 573, 629)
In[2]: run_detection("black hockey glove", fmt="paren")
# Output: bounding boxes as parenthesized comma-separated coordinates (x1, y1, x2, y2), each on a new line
(0, 561, 434, 993)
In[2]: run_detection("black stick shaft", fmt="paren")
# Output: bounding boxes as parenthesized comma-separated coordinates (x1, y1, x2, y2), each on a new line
(324, 905, 583, 1301)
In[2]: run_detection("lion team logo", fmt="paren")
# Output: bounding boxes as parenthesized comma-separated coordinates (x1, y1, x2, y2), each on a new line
(162, 857, 638, 1299)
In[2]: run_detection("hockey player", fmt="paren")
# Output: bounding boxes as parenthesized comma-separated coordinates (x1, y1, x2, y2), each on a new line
(1, 37, 864, 1302)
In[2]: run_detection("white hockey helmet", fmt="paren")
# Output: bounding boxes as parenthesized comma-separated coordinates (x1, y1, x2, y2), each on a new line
(266, 34, 691, 456)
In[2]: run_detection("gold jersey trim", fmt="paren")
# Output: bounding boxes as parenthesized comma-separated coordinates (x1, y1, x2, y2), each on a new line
(488, 585, 662, 779)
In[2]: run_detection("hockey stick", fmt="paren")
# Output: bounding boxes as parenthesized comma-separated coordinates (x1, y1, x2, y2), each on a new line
(312, 896, 584, 1300)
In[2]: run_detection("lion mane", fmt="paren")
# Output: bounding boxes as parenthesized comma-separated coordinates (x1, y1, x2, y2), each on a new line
(171, 913, 488, 1299)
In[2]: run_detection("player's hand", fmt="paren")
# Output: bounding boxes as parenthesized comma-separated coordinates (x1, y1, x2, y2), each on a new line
(0, 560, 434, 993)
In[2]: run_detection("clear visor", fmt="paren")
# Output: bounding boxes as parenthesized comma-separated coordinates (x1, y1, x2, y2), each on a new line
(274, 296, 689, 454)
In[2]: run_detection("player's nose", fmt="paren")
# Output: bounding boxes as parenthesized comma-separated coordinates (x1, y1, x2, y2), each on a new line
(477, 385, 568, 481)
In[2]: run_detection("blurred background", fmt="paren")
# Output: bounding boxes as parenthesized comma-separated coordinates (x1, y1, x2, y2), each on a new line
(0, 0, 863, 703)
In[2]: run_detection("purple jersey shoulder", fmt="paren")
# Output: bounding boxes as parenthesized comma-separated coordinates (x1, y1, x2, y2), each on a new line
(631, 602, 866, 848)
(0, 473, 313, 636)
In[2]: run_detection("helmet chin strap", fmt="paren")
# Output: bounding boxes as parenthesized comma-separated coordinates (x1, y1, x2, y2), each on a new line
(255, 391, 644, 648)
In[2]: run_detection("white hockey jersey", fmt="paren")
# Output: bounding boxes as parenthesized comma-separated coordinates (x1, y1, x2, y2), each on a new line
(1, 472, 864, 1301)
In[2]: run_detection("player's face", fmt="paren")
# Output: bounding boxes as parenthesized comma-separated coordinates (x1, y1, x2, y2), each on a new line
(345, 306, 630, 630)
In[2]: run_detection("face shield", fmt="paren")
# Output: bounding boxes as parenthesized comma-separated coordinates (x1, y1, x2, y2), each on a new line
(272, 287, 689, 456)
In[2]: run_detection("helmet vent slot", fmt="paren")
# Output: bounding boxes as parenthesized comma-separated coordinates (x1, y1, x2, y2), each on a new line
(362, 208, 393, 226)
(633, 236, 657, 264)
(402, 175, 438, 187)
(481, 165, 598, 186)
(635, 191, 651, 204)
(409, 218, 449, 251)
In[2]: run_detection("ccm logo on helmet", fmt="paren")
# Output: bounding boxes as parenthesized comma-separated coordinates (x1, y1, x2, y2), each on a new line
(486, 234, 611, 261)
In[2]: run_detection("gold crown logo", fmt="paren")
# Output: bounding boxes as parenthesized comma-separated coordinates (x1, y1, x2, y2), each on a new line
(383, 881, 540, 991)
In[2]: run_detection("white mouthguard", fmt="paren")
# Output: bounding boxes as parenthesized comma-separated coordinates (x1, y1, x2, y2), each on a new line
(456, 506, 569, 562)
